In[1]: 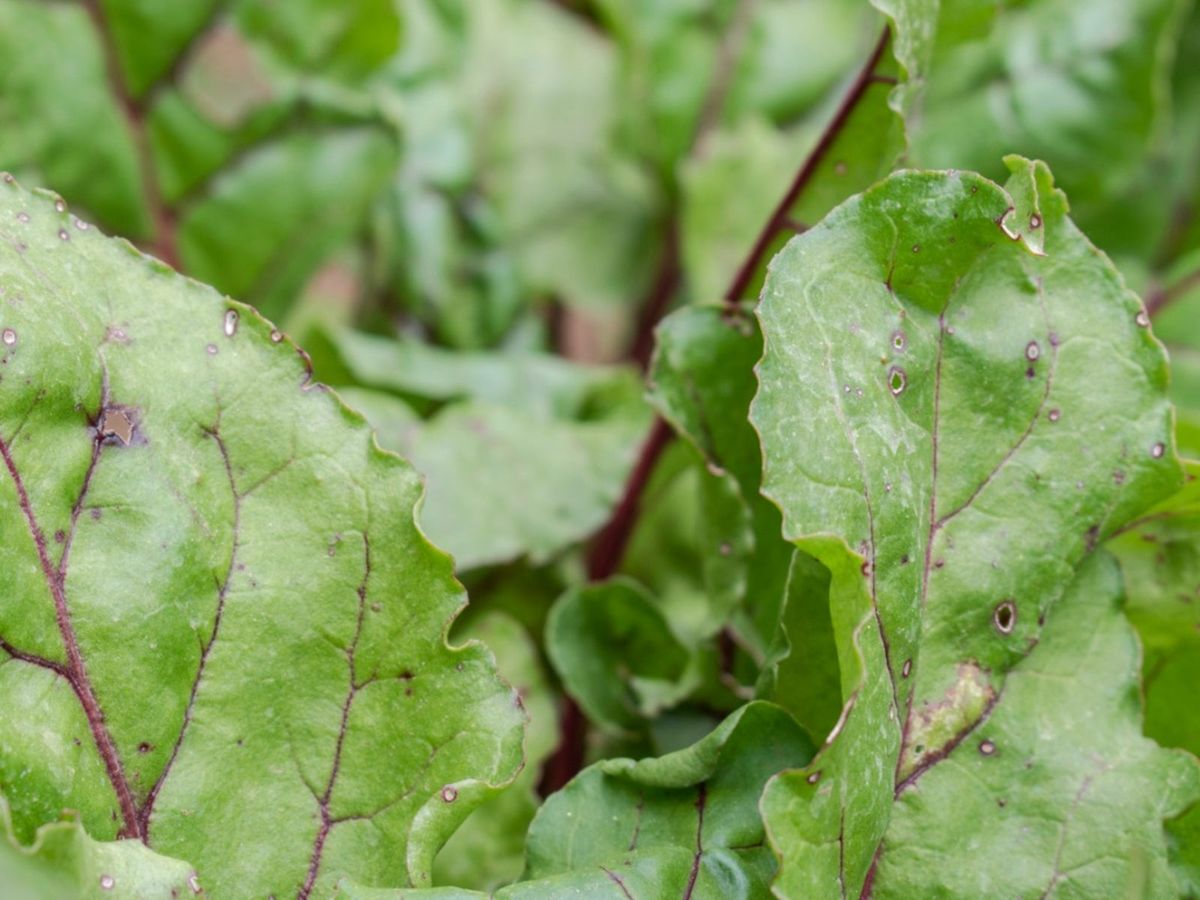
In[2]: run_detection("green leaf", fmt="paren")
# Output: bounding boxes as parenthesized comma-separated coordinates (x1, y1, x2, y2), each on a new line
(856, 554, 1200, 897)
(0, 793, 200, 899)
(518, 701, 813, 898)
(689, 0, 953, 305)
(313, 326, 638, 419)
(755, 552, 842, 747)
(0, 0, 149, 236)
(335, 702, 814, 899)
(433, 612, 558, 891)
(459, 0, 662, 310)
(1110, 463, 1200, 757)
(100, 0, 221, 99)
(546, 578, 693, 734)
(751, 159, 1182, 895)
(648, 303, 793, 655)
(910, 0, 1185, 223)
(177, 129, 398, 321)
(0, 177, 522, 895)
(346, 392, 647, 571)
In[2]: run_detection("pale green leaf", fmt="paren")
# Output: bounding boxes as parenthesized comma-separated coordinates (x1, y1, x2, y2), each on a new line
(861, 554, 1200, 898)
(752, 159, 1182, 895)
(0, 177, 522, 896)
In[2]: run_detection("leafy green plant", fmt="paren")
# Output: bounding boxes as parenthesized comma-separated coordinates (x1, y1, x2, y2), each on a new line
(1, 0, 1199, 898)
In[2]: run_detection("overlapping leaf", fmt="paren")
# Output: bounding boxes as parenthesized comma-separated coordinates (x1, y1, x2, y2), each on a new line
(0, 178, 522, 896)
(0, 795, 198, 900)
(339, 702, 813, 898)
(751, 158, 1186, 895)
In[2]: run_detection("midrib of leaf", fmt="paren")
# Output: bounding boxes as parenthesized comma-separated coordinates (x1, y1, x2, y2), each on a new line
(0, 406, 140, 838)
(894, 268, 1059, 790)
(682, 782, 705, 900)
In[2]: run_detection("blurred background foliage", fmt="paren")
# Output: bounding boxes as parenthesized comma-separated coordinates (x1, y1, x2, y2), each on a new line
(3, 0, 1200, 891)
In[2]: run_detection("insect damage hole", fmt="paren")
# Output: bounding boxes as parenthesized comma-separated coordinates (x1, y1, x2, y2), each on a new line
(99, 406, 140, 446)
(993, 600, 1017, 635)
(888, 367, 907, 396)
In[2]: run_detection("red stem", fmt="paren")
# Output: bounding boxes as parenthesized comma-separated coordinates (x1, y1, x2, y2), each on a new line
(1146, 266, 1200, 318)
(547, 23, 897, 797)
(722, 27, 891, 305)
(80, 0, 181, 269)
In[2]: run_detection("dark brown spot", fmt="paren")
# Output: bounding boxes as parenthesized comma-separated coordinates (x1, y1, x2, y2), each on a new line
(993, 600, 1017, 635)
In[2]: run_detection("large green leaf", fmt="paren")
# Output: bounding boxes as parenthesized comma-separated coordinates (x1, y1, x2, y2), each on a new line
(342, 702, 814, 899)
(863, 554, 1199, 897)
(0, 177, 522, 895)
(751, 158, 1185, 895)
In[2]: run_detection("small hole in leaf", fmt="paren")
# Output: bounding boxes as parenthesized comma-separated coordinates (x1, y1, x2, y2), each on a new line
(979, 739, 996, 756)
(138, 742, 151, 754)
(1025, 341, 1040, 361)
(224, 309, 239, 337)
(993, 601, 1016, 635)
(1136, 310, 1150, 327)
(100, 875, 115, 891)
(1151, 442, 1165, 459)
(911, 244, 920, 253)
(58, 229, 69, 241)
(1048, 409, 1061, 422)
(206, 343, 218, 355)
(1029, 214, 1042, 229)
(441, 786, 458, 803)
(889, 367, 907, 395)
(901, 659, 912, 678)
(2, 329, 16, 346)
(892, 330, 906, 352)
(806, 771, 820, 785)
